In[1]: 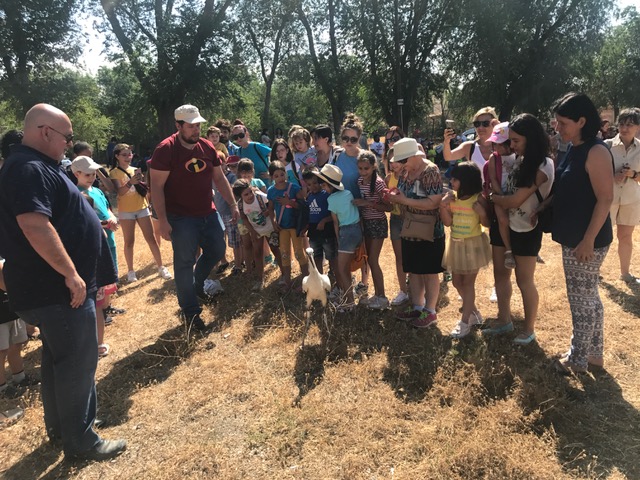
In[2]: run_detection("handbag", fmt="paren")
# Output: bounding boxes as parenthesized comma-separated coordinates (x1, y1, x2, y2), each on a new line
(401, 209, 436, 241)
(534, 189, 552, 233)
(350, 241, 367, 272)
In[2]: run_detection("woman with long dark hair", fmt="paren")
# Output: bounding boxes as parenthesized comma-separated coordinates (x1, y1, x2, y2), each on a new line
(485, 114, 555, 345)
(551, 93, 614, 374)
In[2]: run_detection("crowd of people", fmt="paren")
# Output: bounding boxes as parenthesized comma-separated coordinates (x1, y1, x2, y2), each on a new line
(0, 93, 638, 461)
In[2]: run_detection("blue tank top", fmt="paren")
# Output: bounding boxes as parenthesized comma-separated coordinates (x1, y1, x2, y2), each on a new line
(552, 138, 613, 249)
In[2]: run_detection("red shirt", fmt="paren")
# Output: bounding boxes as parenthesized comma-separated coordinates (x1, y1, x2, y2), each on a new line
(149, 134, 220, 217)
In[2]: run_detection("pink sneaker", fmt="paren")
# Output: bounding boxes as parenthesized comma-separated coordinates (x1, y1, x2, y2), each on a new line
(411, 311, 438, 329)
(395, 308, 422, 321)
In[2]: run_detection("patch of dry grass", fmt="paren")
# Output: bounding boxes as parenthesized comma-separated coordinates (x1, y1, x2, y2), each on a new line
(1, 226, 639, 480)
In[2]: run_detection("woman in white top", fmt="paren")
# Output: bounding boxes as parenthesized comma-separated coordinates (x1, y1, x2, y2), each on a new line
(443, 107, 500, 180)
(485, 114, 554, 345)
(604, 108, 640, 283)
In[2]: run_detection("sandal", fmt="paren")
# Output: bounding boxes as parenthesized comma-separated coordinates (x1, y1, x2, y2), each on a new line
(98, 344, 110, 358)
(0, 407, 24, 429)
(554, 357, 587, 375)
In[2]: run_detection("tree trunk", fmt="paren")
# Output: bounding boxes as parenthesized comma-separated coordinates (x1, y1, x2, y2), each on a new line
(263, 77, 274, 129)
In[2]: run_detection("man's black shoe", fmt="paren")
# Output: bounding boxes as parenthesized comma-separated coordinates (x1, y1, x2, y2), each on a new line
(183, 314, 207, 332)
(196, 291, 216, 305)
(66, 439, 127, 461)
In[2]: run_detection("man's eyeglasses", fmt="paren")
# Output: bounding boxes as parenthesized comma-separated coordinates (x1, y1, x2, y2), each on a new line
(473, 120, 492, 128)
(38, 125, 74, 143)
(341, 136, 358, 144)
(387, 135, 401, 143)
(231, 132, 246, 141)
(395, 158, 408, 164)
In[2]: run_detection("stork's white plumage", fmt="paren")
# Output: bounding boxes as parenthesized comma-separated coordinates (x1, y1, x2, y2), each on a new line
(301, 248, 331, 347)
(302, 248, 331, 308)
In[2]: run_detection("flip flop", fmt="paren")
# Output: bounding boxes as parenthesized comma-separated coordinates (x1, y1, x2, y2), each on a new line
(0, 408, 24, 429)
(98, 344, 110, 358)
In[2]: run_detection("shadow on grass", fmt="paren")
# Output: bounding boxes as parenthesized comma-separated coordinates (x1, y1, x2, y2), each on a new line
(95, 324, 200, 427)
(2, 442, 67, 480)
(600, 280, 640, 317)
(479, 319, 640, 479)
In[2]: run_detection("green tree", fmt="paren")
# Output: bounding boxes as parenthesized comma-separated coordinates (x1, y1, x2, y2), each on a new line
(0, 0, 81, 112)
(446, 0, 614, 119)
(588, 7, 640, 117)
(344, 0, 462, 131)
(96, 0, 235, 137)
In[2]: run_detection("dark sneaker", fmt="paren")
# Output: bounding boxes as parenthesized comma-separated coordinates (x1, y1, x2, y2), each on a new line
(0, 384, 25, 399)
(215, 262, 230, 275)
(104, 316, 113, 326)
(104, 306, 126, 316)
(411, 311, 438, 329)
(183, 314, 207, 333)
(67, 439, 127, 462)
(395, 308, 422, 322)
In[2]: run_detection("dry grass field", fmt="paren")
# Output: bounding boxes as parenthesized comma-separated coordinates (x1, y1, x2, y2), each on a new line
(1, 225, 639, 479)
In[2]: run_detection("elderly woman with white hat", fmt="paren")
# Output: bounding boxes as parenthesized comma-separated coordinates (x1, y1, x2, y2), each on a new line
(388, 138, 445, 328)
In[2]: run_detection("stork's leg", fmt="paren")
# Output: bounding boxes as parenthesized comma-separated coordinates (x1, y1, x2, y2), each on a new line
(300, 308, 312, 349)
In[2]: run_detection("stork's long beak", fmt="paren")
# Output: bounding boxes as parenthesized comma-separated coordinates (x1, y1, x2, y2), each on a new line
(305, 247, 314, 261)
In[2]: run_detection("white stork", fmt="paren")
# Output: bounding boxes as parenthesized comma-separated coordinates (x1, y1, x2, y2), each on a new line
(301, 248, 331, 347)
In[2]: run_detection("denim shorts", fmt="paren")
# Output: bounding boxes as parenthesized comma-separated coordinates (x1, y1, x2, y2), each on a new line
(389, 214, 403, 241)
(119, 207, 151, 221)
(338, 223, 363, 254)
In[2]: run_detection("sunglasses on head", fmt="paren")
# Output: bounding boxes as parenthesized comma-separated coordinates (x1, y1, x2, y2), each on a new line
(341, 135, 359, 144)
(231, 132, 246, 140)
(473, 120, 492, 128)
(387, 135, 401, 143)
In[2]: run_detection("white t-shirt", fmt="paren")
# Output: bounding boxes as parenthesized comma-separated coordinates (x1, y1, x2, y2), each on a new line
(242, 192, 274, 236)
(508, 157, 555, 232)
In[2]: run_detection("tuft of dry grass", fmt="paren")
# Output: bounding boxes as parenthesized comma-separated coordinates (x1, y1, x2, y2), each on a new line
(1, 226, 639, 480)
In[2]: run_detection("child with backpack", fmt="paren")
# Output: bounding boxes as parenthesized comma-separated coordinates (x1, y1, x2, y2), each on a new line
(232, 179, 282, 291)
(267, 161, 309, 291)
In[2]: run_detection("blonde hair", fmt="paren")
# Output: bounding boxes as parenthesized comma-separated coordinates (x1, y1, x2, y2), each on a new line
(472, 107, 498, 122)
(289, 127, 311, 152)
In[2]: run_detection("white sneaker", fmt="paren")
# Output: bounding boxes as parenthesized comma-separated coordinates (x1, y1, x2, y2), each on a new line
(126, 271, 137, 283)
(391, 291, 410, 306)
(158, 266, 172, 280)
(203, 279, 224, 296)
(469, 311, 484, 326)
(367, 296, 389, 310)
(451, 320, 472, 338)
(489, 287, 497, 303)
(359, 295, 372, 306)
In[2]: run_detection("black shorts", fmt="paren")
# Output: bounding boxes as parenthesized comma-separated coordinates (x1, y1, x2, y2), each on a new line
(401, 235, 446, 274)
(490, 218, 542, 257)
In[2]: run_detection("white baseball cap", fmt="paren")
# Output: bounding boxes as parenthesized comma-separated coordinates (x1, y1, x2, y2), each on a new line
(174, 104, 206, 124)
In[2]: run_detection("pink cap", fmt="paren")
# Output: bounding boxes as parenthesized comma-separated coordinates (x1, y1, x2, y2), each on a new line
(486, 122, 510, 144)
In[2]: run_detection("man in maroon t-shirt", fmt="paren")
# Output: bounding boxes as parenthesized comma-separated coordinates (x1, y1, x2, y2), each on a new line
(149, 105, 239, 332)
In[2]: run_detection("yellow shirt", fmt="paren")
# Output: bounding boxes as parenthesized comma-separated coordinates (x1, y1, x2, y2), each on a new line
(109, 166, 148, 213)
(387, 173, 402, 216)
(215, 143, 229, 162)
(450, 193, 482, 239)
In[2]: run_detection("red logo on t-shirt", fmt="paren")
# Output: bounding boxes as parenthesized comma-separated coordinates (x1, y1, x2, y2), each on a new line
(185, 158, 208, 173)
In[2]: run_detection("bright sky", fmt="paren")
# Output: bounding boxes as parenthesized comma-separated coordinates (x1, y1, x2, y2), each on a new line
(78, 0, 638, 75)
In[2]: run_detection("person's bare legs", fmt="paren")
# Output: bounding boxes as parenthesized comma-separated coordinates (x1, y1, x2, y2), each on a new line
(337, 252, 355, 304)
(514, 255, 538, 337)
(119, 219, 136, 273)
(137, 216, 165, 268)
(617, 224, 635, 277)
(492, 246, 513, 325)
(365, 237, 385, 298)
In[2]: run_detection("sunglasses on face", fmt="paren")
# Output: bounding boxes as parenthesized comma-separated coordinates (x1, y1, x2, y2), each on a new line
(231, 132, 246, 140)
(473, 120, 492, 128)
(395, 158, 408, 164)
(341, 136, 358, 144)
(38, 125, 74, 143)
(387, 135, 401, 143)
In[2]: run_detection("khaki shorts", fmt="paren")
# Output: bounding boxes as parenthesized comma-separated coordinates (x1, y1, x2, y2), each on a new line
(610, 202, 640, 226)
(0, 319, 27, 351)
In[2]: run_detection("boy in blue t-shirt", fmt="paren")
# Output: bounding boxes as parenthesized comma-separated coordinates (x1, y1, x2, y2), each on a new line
(302, 170, 337, 275)
(267, 161, 308, 290)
